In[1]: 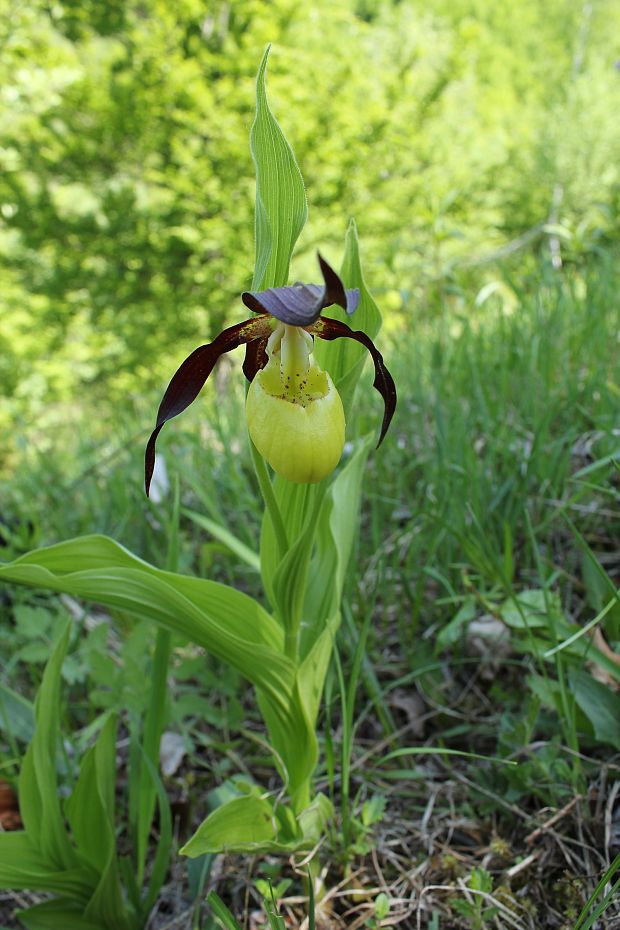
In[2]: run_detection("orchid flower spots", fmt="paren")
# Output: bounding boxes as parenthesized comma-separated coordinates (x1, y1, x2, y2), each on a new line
(144, 254, 396, 494)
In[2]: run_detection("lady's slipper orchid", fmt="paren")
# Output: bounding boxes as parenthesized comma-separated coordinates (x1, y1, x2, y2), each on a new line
(145, 254, 396, 494)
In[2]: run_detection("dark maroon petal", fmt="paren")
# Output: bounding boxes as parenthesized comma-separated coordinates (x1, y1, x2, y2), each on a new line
(242, 335, 269, 382)
(312, 315, 397, 447)
(145, 315, 271, 495)
(241, 253, 359, 326)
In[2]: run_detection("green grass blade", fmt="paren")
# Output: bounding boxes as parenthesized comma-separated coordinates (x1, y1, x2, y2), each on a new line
(573, 853, 620, 929)
(183, 508, 260, 572)
(207, 891, 243, 930)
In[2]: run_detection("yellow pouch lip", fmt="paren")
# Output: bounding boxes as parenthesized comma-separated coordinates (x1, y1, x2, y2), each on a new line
(246, 368, 345, 484)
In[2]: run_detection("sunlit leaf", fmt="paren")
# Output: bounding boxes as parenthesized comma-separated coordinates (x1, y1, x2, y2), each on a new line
(250, 45, 308, 291)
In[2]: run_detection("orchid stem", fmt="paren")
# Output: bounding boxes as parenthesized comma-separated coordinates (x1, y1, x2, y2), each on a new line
(251, 439, 289, 560)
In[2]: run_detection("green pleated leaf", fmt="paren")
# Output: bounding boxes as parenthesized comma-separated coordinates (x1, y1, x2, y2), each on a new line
(16, 898, 108, 930)
(0, 536, 312, 807)
(256, 680, 317, 810)
(0, 833, 93, 898)
(64, 715, 135, 930)
(18, 624, 81, 873)
(0, 536, 288, 695)
(314, 219, 383, 416)
(296, 792, 333, 845)
(296, 616, 339, 728)
(250, 45, 308, 291)
(65, 715, 117, 873)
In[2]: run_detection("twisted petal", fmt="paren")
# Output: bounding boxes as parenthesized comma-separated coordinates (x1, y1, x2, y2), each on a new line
(243, 335, 269, 382)
(241, 253, 359, 326)
(312, 316, 397, 447)
(145, 315, 272, 495)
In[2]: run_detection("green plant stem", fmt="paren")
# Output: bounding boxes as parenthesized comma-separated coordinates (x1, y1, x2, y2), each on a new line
(251, 440, 289, 560)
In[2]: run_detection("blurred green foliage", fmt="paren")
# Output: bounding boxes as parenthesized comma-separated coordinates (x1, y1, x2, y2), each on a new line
(1, 0, 619, 470)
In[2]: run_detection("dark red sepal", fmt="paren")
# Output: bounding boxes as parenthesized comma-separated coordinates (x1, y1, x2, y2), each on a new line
(312, 316, 397, 447)
(241, 253, 359, 327)
(242, 335, 269, 382)
(145, 315, 271, 495)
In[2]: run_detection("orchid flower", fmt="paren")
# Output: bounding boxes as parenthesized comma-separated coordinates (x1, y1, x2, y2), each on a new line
(145, 254, 396, 493)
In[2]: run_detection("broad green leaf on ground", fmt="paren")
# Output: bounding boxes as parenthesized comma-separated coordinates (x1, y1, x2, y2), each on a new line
(500, 588, 566, 630)
(571, 670, 620, 750)
(181, 783, 330, 857)
(436, 599, 477, 650)
(181, 790, 301, 856)
(250, 45, 307, 291)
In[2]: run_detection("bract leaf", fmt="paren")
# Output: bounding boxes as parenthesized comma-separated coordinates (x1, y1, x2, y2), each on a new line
(250, 46, 308, 291)
(313, 219, 383, 414)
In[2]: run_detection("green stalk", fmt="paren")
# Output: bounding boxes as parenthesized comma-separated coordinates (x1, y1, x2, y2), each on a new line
(251, 439, 289, 560)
